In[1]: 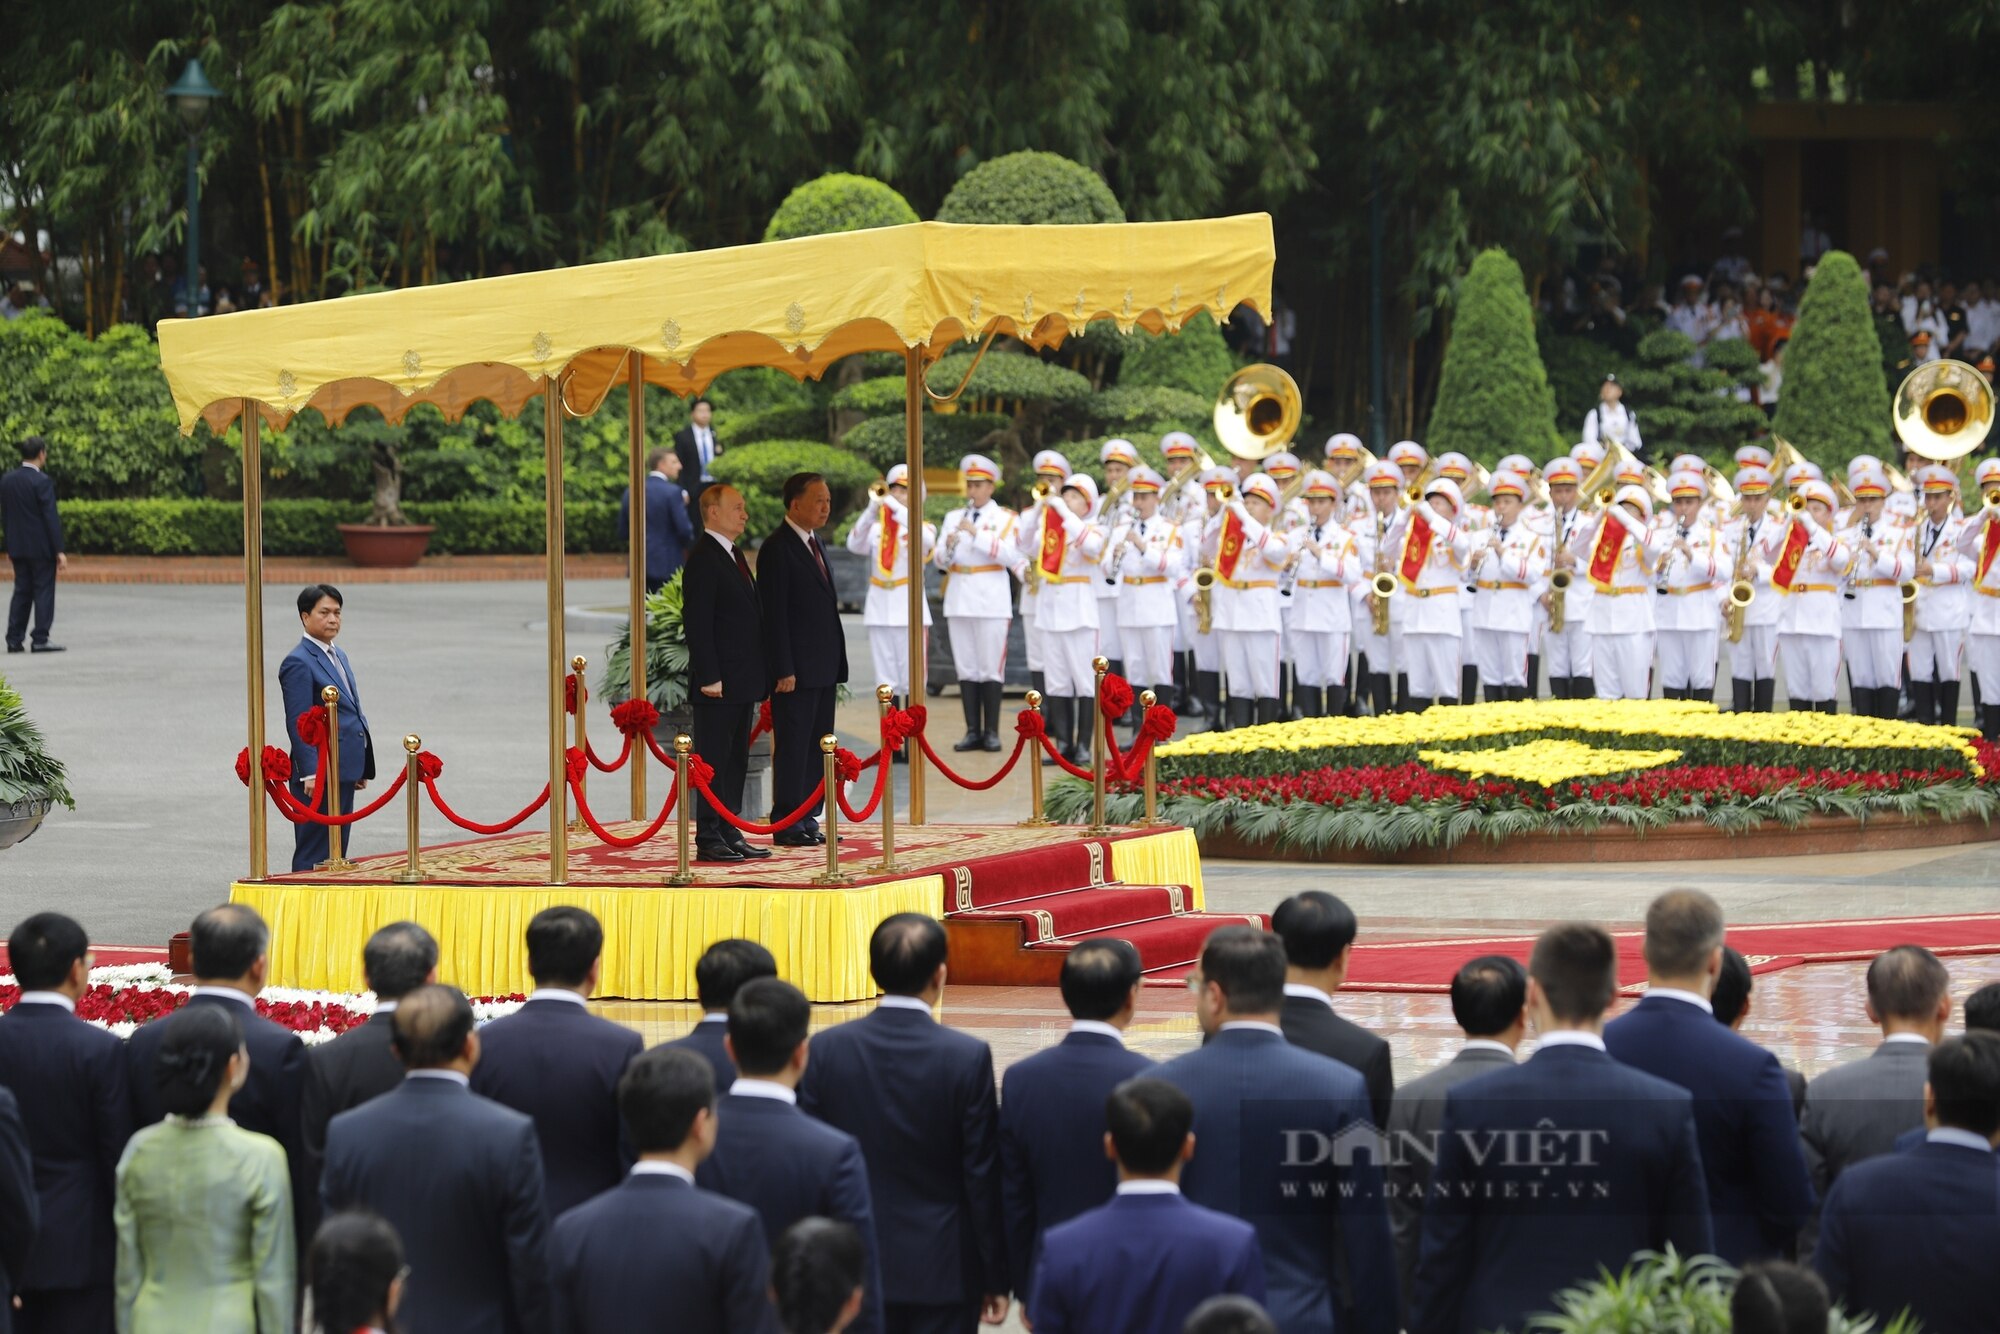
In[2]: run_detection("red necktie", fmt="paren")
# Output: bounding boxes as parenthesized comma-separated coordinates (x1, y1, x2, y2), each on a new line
(735, 548, 753, 584)
(809, 533, 831, 584)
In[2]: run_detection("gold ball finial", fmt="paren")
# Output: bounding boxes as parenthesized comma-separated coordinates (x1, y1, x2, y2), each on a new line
(571, 654, 587, 672)
(876, 684, 895, 704)
(1092, 656, 1110, 674)
(1025, 689, 1043, 709)
(819, 733, 838, 754)
(674, 733, 692, 756)
(320, 684, 341, 704)
(403, 734, 421, 753)
(1140, 689, 1157, 707)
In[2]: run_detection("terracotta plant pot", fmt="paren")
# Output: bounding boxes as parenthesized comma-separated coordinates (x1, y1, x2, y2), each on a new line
(335, 523, 436, 568)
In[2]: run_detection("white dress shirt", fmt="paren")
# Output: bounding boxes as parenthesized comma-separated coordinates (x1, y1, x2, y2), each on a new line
(1218, 1021, 1284, 1037)
(1534, 1030, 1607, 1052)
(632, 1160, 696, 1183)
(406, 1069, 471, 1087)
(1459, 1038, 1515, 1058)
(877, 995, 933, 1015)
(189, 986, 258, 1009)
(1928, 1127, 1996, 1153)
(1282, 983, 1335, 1009)
(1115, 1179, 1181, 1196)
(527, 988, 589, 1007)
(728, 1078, 798, 1104)
(1883, 1032, 1932, 1046)
(1644, 987, 1714, 1015)
(1068, 1020, 1125, 1043)
(14, 991, 75, 1011)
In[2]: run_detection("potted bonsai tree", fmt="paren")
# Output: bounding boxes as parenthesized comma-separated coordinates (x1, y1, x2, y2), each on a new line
(0, 675, 73, 849)
(333, 412, 436, 568)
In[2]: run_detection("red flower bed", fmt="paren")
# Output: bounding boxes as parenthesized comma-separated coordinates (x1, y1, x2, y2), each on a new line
(0, 984, 372, 1034)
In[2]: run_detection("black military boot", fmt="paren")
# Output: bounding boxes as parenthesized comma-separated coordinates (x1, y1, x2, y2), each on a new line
(1752, 679, 1776, 713)
(1294, 686, 1323, 720)
(891, 695, 909, 763)
(1197, 671, 1224, 729)
(1227, 697, 1255, 731)
(1254, 697, 1283, 726)
(1985, 703, 2000, 742)
(953, 687, 983, 751)
(1395, 673, 1411, 712)
(1462, 664, 1481, 706)
(1788, 697, 1809, 714)
(1325, 683, 1348, 716)
(1524, 653, 1541, 700)
(1938, 679, 1962, 728)
(1693, 687, 1714, 704)
(1407, 696, 1434, 712)
(1369, 673, 1392, 717)
(981, 680, 1005, 751)
(1909, 681, 1937, 727)
(1731, 679, 1753, 714)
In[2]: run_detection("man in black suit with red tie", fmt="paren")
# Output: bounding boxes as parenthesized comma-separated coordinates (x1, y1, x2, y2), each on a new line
(682, 483, 772, 863)
(758, 472, 849, 846)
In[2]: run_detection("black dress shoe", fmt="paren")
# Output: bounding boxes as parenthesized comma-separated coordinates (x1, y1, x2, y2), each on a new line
(811, 831, 828, 844)
(731, 842, 772, 859)
(29, 643, 63, 653)
(952, 731, 983, 753)
(4, 644, 20, 654)
(773, 833, 818, 848)
(980, 731, 1002, 752)
(696, 843, 744, 863)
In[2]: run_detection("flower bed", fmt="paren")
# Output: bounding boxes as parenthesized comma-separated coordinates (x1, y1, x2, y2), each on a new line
(0, 964, 524, 1044)
(1047, 700, 2000, 856)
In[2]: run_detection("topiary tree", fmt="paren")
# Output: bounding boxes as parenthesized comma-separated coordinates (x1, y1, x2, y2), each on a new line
(935, 151, 1125, 226)
(764, 172, 920, 242)
(1774, 249, 1893, 458)
(1116, 311, 1239, 399)
(1427, 249, 1564, 466)
(1621, 332, 1766, 465)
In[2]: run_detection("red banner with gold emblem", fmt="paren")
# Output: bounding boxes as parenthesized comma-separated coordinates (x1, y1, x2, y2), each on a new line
(1216, 509, 1247, 580)
(1038, 503, 1068, 577)
(877, 503, 899, 576)
(1587, 514, 1627, 590)
(1979, 516, 2000, 585)
(1397, 507, 1435, 588)
(1771, 519, 1810, 591)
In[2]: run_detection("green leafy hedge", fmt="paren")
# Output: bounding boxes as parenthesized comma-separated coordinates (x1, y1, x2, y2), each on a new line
(717, 401, 825, 446)
(841, 412, 1013, 471)
(935, 151, 1125, 226)
(924, 350, 1092, 405)
(829, 376, 909, 416)
(57, 499, 627, 555)
(1775, 249, 1892, 459)
(1538, 328, 1639, 445)
(1115, 312, 1239, 399)
(764, 172, 920, 242)
(1427, 248, 1565, 465)
(1079, 384, 1211, 430)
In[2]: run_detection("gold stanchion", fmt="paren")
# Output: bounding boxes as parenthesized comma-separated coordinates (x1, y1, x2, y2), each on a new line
(1086, 658, 1112, 834)
(667, 734, 696, 886)
(1019, 690, 1050, 826)
(812, 735, 853, 886)
(543, 378, 569, 884)
(903, 349, 928, 828)
(1137, 690, 1161, 826)
(873, 685, 898, 873)
(316, 685, 356, 871)
(241, 400, 267, 879)
(568, 654, 589, 834)
(393, 735, 424, 883)
(626, 350, 648, 821)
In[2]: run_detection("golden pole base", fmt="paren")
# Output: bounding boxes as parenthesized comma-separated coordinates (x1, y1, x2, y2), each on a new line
(315, 857, 358, 873)
(1019, 689, 1051, 826)
(666, 870, 701, 887)
(391, 868, 424, 884)
(814, 733, 854, 885)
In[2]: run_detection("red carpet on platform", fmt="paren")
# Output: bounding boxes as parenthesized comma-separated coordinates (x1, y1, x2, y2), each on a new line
(0, 945, 167, 975)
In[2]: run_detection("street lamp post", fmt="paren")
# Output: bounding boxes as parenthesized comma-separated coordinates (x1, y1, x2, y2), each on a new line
(166, 59, 221, 318)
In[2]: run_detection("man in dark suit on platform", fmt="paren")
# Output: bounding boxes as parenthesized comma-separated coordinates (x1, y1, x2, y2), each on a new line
(127, 905, 315, 1245)
(0, 913, 131, 1334)
(674, 397, 724, 511)
(1029, 1077, 1264, 1334)
(0, 1086, 37, 1334)
(471, 907, 643, 1219)
(697, 977, 882, 1334)
(999, 939, 1154, 1320)
(1711, 947, 1807, 1117)
(1272, 892, 1395, 1126)
(1411, 923, 1713, 1334)
(1385, 955, 1524, 1311)
(616, 446, 695, 592)
(758, 472, 849, 847)
(302, 921, 439, 1167)
(798, 914, 1009, 1334)
(1156, 926, 1397, 1334)
(1, 436, 65, 654)
(1603, 890, 1814, 1264)
(552, 1046, 773, 1334)
(279, 583, 376, 871)
(323, 985, 551, 1334)
(664, 937, 778, 1088)
(1813, 1031, 2000, 1334)
(683, 484, 772, 864)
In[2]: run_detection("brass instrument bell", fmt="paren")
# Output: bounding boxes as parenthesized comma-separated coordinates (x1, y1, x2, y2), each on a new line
(1895, 359, 1996, 462)
(1213, 363, 1303, 461)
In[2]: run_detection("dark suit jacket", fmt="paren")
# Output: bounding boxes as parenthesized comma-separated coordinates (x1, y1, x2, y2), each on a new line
(0, 466, 61, 560)
(1385, 1043, 1515, 1309)
(683, 532, 768, 702)
(1282, 990, 1395, 1127)
(663, 1018, 737, 1088)
(470, 998, 643, 1219)
(797, 1005, 1007, 1308)
(1814, 1137, 2000, 1334)
(617, 473, 694, 583)
(322, 1076, 551, 1334)
(0, 1002, 131, 1293)
(1604, 994, 1815, 1263)
(302, 1010, 404, 1166)
(1030, 1191, 1265, 1334)
(0, 1087, 39, 1334)
(278, 637, 375, 783)
(756, 521, 848, 689)
(1411, 1044, 1714, 1334)
(696, 1091, 883, 1334)
(674, 424, 723, 507)
(127, 994, 315, 1243)
(1156, 1026, 1398, 1334)
(552, 1173, 773, 1334)
(998, 1029, 1155, 1307)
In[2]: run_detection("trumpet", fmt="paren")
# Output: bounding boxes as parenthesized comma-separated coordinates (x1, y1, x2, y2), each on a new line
(869, 480, 889, 500)
(1548, 569, 1573, 635)
(1984, 488, 2000, 512)
(1193, 567, 1219, 634)
(1787, 493, 1809, 512)
(1902, 580, 1920, 643)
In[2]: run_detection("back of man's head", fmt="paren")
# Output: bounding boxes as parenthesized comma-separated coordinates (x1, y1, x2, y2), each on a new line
(728, 977, 810, 1077)
(361, 922, 438, 1001)
(1929, 1031, 2000, 1140)
(1528, 923, 1618, 1025)
(525, 906, 602, 988)
(619, 1046, 715, 1153)
(190, 904, 270, 981)
(1270, 891, 1358, 970)
(1641, 888, 1725, 979)
(645, 446, 672, 473)
(391, 985, 475, 1069)
(1449, 954, 1526, 1038)
(694, 938, 778, 1011)
(1710, 946, 1754, 1028)
(1729, 1261, 1830, 1334)
(1865, 944, 1950, 1024)
(18, 436, 46, 463)
(1059, 939, 1141, 1021)
(7, 912, 88, 990)
(1199, 926, 1287, 1016)
(1960, 980, 2000, 1035)
(1182, 1295, 1278, 1334)
(1106, 1077, 1193, 1176)
(869, 913, 947, 996)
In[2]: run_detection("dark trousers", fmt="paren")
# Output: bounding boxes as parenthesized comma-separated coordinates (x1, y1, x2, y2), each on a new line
(290, 777, 358, 872)
(884, 1301, 983, 1334)
(6, 556, 55, 647)
(15, 1284, 115, 1334)
(770, 684, 836, 834)
(645, 574, 667, 594)
(691, 696, 754, 847)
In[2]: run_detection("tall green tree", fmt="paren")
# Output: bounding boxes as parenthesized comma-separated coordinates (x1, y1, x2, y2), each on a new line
(1425, 249, 1563, 466)
(1774, 250, 1892, 459)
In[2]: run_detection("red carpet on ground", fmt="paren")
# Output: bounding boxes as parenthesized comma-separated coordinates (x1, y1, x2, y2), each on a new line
(0, 945, 167, 975)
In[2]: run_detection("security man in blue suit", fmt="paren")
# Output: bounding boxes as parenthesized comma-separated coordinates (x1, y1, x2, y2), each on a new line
(1156, 926, 1399, 1334)
(663, 938, 778, 1089)
(278, 584, 374, 871)
(616, 446, 695, 592)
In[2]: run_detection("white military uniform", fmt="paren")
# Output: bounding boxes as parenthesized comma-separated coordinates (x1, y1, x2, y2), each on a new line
(935, 492, 1019, 684)
(1204, 490, 1292, 709)
(1909, 506, 1973, 689)
(1957, 504, 2000, 727)
(1720, 503, 1786, 688)
(1653, 512, 1732, 695)
(1386, 490, 1471, 703)
(1541, 502, 1596, 691)
(1587, 500, 1659, 701)
(1350, 491, 1407, 707)
(1017, 455, 1071, 681)
(1777, 506, 1852, 706)
(1290, 517, 1361, 692)
(846, 493, 934, 696)
(1468, 511, 1548, 694)
(1835, 510, 1909, 708)
(1106, 508, 1184, 698)
(1024, 483, 1106, 699)
(1580, 400, 1643, 455)
(1183, 487, 1224, 674)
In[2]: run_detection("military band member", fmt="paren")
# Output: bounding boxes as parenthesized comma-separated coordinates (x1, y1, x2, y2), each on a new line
(846, 464, 935, 759)
(1721, 466, 1785, 713)
(1539, 457, 1596, 699)
(1185, 468, 1236, 726)
(1651, 471, 1732, 702)
(1022, 474, 1108, 764)
(1837, 469, 1908, 719)
(1105, 466, 1183, 732)
(935, 453, 1020, 752)
(1388, 439, 1428, 487)
(1580, 372, 1643, 457)
(1325, 432, 1369, 514)
(1019, 449, 1073, 702)
(1957, 458, 2000, 740)
(1776, 480, 1850, 714)
(1468, 471, 1547, 702)
(1385, 477, 1471, 710)
(1288, 470, 1361, 717)
(1351, 460, 1408, 715)
(1203, 472, 1293, 727)
(1159, 432, 1204, 716)
(1436, 452, 1485, 703)
(1570, 439, 1607, 475)
(1095, 439, 1139, 685)
(1262, 449, 1305, 712)
(1907, 465, 1974, 725)
(1587, 485, 1660, 701)
(1159, 432, 1204, 525)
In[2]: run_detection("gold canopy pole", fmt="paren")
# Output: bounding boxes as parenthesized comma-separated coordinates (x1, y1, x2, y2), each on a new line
(242, 400, 267, 879)
(545, 379, 570, 882)
(904, 350, 927, 826)
(626, 351, 648, 819)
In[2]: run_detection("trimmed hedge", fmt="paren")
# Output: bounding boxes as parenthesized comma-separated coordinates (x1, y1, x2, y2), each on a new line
(1775, 250, 1893, 458)
(841, 412, 1013, 470)
(59, 499, 627, 556)
(1078, 384, 1211, 430)
(936, 151, 1126, 226)
(764, 173, 920, 242)
(924, 350, 1092, 405)
(1115, 312, 1238, 399)
(717, 401, 825, 446)
(1427, 248, 1565, 466)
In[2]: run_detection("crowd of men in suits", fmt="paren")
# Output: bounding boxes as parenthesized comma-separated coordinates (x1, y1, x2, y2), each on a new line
(0, 891, 1996, 1334)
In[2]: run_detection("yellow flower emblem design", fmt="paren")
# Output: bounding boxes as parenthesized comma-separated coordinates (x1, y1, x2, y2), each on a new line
(1419, 740, 1683, 787)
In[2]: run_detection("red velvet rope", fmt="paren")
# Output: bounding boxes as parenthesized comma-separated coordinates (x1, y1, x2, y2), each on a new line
(917, 728, 1031, 790)
(566, 772, 679, 848)
(748, 699, 773, 745)
(265, 768, 408, 826)
(585, 733, 633, 773)
(611, 699, 659, 737)
(1037, 731, 1096, 780)
(422, 775, 551, 835)
(644, 730, 683, 770)
(689, 769, 828, 836)
(565, 674, 580, 715)
(836, 749, 889, 823)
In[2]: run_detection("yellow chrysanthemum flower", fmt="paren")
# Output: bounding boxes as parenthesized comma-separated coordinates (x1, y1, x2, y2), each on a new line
(1418, 740, 1683, 786)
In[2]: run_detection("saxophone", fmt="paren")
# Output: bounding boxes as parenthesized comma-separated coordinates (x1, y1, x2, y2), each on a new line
(1725, 514, 1755, 644)
(1369, 512, 1395, 636)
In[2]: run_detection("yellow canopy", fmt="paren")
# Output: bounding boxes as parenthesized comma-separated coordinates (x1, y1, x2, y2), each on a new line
(157, 216, 1274, 435)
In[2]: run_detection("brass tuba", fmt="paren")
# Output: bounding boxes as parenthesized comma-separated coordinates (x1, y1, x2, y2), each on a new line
(1213, 363, 1303, 461)
(1894, 359, 1996, 461)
